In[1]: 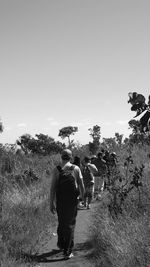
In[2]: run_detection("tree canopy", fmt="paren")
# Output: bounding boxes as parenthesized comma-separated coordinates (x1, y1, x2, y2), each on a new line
(128, 92, 150, 134)
(17, 133, 64, 155)
(0, 120, 4, 133)
(88, 125, 101, 155)
(58, 126, 78, 148)
(128, 92, 150, 145)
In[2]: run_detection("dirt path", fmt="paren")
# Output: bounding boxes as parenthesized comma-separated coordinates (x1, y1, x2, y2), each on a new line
(34, 202, 97, 267)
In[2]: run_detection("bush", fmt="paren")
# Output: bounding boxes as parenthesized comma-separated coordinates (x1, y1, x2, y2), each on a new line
(89, 145, 150, 267)
(1, 153, 61, 266)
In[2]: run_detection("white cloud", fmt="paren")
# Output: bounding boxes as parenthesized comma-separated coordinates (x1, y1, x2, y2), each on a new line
(116, 120, 128, 125)
(71, 119, 92, 127)
(46, 117, 59, 126)
(71, 122, 85, 127)
(103, 122, 112, 126)
(46, 117, 54, 121)
(50, 121, 59, 126)
(5, 126, 12, 131)
(17, 123, 27, 127)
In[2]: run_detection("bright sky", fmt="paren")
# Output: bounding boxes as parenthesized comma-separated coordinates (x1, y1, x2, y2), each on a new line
(0, 0, 150, 145)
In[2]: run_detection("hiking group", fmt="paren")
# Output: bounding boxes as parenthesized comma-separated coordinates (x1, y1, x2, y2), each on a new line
(50, 148, 117, 260)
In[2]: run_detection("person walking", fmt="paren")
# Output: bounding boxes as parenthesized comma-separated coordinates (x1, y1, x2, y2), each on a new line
(94, 152, 107, 198)
(73, 155, 81, 168)
(73, 156, 84, 208)
(50, 149, 85, 260)
(82, 156, 98, 209)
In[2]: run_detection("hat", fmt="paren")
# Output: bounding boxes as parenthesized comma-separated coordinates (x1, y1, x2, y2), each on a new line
(61, 149, 72, 160)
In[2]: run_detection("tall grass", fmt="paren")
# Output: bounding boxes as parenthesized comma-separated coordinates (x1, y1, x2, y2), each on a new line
(90, 205, 150, 267)
(89, 145, 150, 267)
(1, 152, 61, 267)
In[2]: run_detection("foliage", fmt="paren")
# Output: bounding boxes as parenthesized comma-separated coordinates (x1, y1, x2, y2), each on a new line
(114, 133, 123, 146)
(127, 92, 150, 146)
(58, 126, 78, 148)
(128, 119, 141, 134)
(88, 142, 97, 155)
(128, 132, 150, 146)
(89, 145, 150, 267)
(101, 133, 124, 152)
(2, 197, 55, 263)
(88, 125, 101, 142)
(103, 151, 145, 218)
(128, 92, 150, 135)
(17, 133, 64, 155)
(1, 153, 60, 266)
(16, 134, 32, 154)
(88, 125, 101, 155)
(90, 205, 150, 267)
(0, 119, 4, 133)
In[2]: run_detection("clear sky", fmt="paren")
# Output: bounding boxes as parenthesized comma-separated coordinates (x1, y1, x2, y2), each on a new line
(0, 0, 150, 145)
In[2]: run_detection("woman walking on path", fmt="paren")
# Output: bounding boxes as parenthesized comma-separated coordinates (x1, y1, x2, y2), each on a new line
(50, 149, 85, 260)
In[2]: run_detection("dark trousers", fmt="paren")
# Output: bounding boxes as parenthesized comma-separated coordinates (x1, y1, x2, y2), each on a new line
(56, 201, 78, 253)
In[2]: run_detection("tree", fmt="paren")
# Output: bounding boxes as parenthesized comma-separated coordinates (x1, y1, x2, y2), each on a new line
(17, 133, 64, 155)
(16, 134, 32, 154)
(58, 126, 78, 148)
(102, 137, 116, 151)
(0, 122, 3, 133)
(115, 132, 124, 146)
(128, 92, 150, 134)
(0, 118, 4, 133)
(127, 92, 150, 145)
(34, 133, 64, 155)
(34, 133, 54, 154)
(128, 119, 141, 134)
(88, 125, 101, 155)
(0, 118, 4, 220)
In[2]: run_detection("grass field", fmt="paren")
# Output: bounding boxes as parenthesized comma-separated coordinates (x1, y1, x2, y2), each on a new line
(1, 144, 150, 267)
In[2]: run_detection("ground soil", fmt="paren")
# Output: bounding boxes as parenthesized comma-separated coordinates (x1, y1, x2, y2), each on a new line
(34, 202, 98, 267)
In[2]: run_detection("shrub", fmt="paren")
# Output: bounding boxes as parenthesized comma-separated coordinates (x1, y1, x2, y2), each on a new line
(89, 145, 150, 267)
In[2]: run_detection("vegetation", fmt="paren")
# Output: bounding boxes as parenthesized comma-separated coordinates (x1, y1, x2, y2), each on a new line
(1, 149, 60, 267)
(88, 125, 101, 155)
(0, 120, 3, 133)
(58, 126, 78, 148)
(1, 92, 150, 266)
(88, 92, 150, 267)
(89, 144, 150, 267)
(16, 133, 64, 155)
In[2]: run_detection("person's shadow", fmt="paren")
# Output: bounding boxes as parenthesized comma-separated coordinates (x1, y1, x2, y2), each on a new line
(21, 241, 93, 263)
(22, 249, 65, 263)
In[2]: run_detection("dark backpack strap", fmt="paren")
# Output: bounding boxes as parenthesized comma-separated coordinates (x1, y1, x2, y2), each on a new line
(86, 165, 90, 171)
(83, 165, 90, 173)
(57, 165, 62, 172)
(70, 164, 75, 171)
(57, 165, 75, 172)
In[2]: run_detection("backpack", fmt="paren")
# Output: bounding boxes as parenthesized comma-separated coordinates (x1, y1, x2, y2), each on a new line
(56, 165, 80, 205)
(94, 158, 107, 175)
(82, 165, 94, 187)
